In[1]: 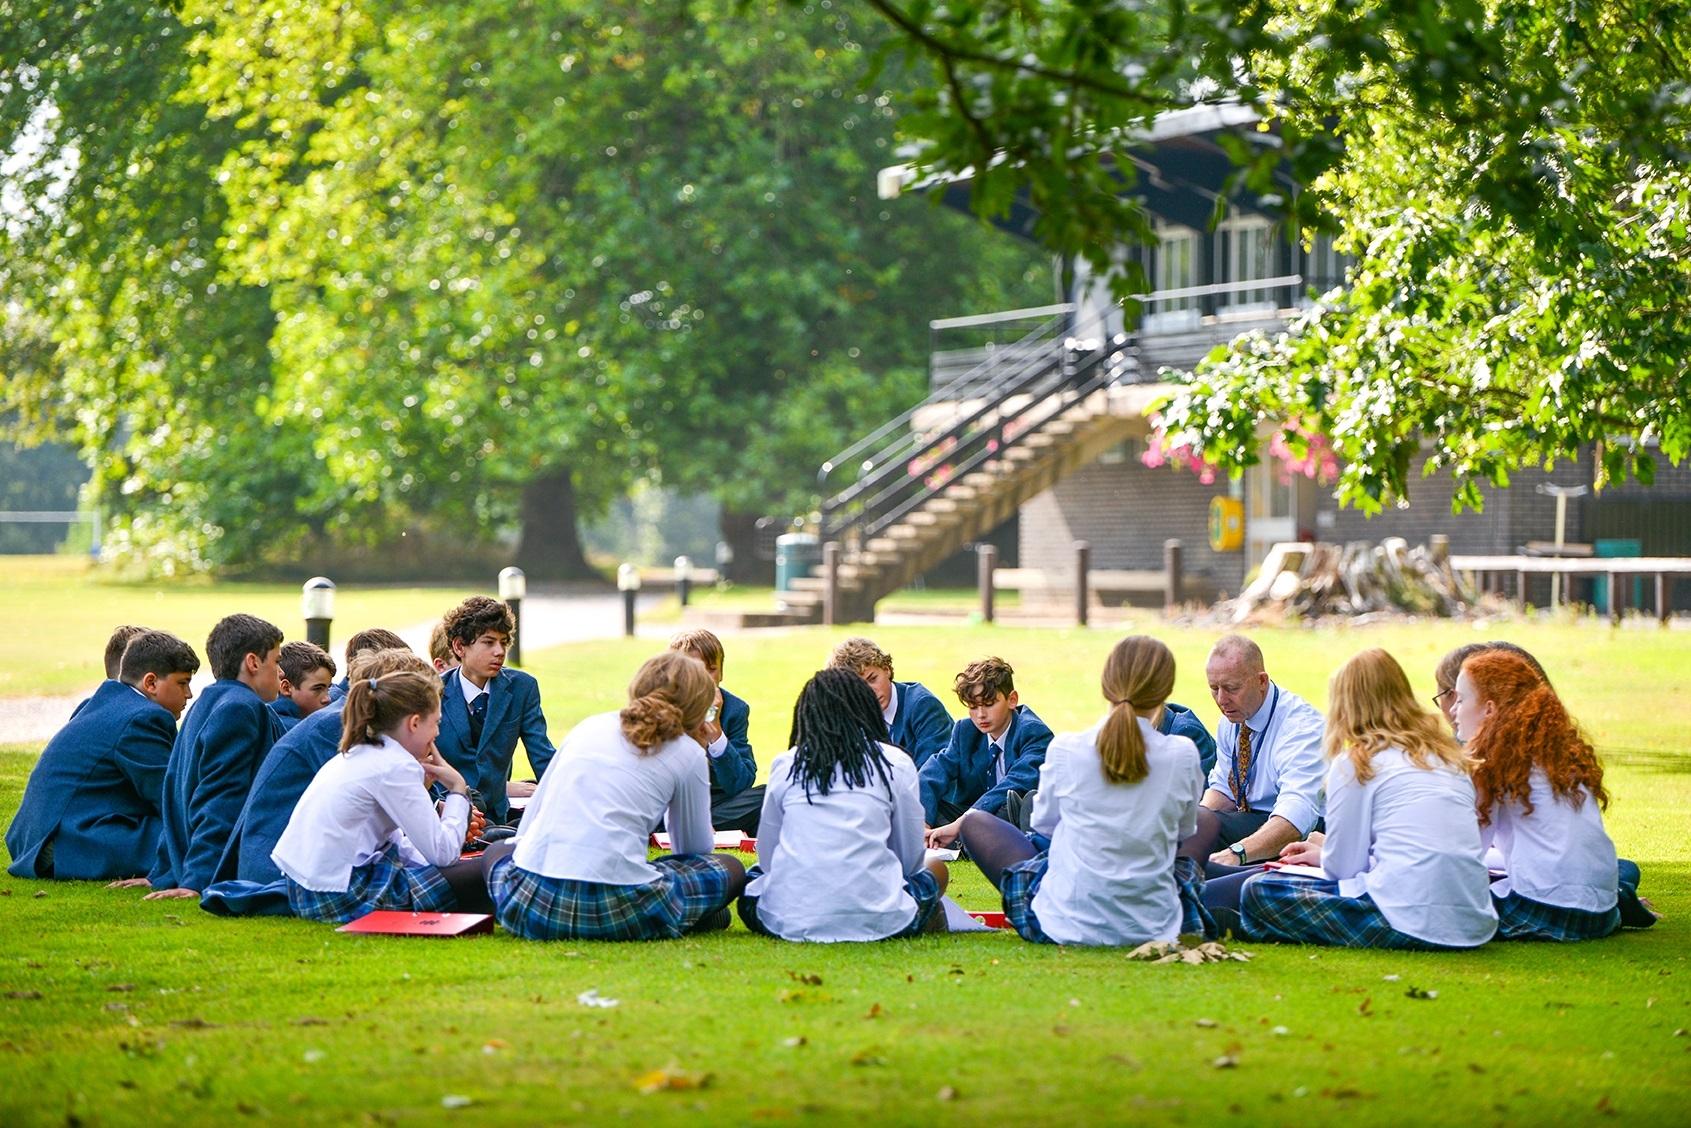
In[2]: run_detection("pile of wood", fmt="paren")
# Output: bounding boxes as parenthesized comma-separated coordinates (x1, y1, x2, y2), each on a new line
(1228, 537, 1477, 622)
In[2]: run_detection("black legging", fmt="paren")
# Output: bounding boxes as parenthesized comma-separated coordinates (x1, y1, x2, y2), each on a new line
(957, 810, 1038, 889)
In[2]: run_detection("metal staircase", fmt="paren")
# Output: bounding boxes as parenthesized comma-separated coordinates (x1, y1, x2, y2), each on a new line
(763, 313, 1149, 625)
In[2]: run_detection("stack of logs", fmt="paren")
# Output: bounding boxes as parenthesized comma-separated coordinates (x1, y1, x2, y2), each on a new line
(1228, 536, 1476, 622)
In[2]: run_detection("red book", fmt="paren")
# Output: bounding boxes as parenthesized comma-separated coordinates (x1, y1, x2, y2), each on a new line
(337, 911, 495, 937)
(967, 911, 1009, 929)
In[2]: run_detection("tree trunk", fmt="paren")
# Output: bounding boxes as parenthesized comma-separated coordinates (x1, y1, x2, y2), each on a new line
(516, 466, 596, 580)
(719, 507, 775, 585)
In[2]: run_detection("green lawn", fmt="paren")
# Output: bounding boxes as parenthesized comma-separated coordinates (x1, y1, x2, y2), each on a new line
(0, 557, 480, 697)
(2, 619, 1688, 1125)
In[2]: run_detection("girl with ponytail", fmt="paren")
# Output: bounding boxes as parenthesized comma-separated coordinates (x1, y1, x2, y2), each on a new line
(488, 652, 747, 941)
(735, 669, 949, 941)
(271, 670, 475, 923)
(959, 636, 1213, 946)
(1454, 650, 1636, 939)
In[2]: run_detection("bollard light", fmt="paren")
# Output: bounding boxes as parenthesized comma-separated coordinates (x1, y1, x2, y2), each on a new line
(302, 576, 336, 649)
(498, 567, 526, 667)
(618, 563, 641, 637)
(674, 555, 693, 608)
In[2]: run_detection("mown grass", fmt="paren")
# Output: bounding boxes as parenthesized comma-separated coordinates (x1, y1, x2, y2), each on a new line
(0, 557, 479, 698)
(2, 619, 1688, 1125)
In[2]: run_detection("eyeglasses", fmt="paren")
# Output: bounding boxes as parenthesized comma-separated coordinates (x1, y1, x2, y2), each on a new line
(1432, 688, 1454, 708)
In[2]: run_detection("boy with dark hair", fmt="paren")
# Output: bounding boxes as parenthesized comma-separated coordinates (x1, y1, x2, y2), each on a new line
(669, 628, 762, 834)
(827, 636, 953, 768)
(7, 630, 200, 880)
(270, 641, 337, 732)
(146, 613, 285, 899)
(326, 628, 410, 702)
(435, 596, 555, 824)
(919, 657, 1053, 846)
(429, 621, 458, 675)
(69, 625, 152, 721)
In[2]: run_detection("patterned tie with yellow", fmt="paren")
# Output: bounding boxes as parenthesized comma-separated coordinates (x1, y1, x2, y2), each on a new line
(1229, 725, 1253, 812)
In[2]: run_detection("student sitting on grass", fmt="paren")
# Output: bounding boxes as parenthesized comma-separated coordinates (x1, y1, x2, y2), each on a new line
(1432, 641, 1548, 732)
(68, 625, 151, 722)
(218, 646, 485, 887)
(739, 668, 949, 941)
(827, 637, 952, 768)
(959, 636, 1210, 947)
(146, 614, 286, 900)
(488, 652, 746, 942)
(669, 628, 762, 835)
(270, 641, 337, 733)
(920, 657, 1052, 845)
(429, 621, 458, 676)
(1454, 650, 1634, 939)
(271, 669, 477, 923)
(327, 628, 409, 703)
(8, 630, 199, 881)
(1231, 649, 1497, 949)
(435, 596, 555, 824)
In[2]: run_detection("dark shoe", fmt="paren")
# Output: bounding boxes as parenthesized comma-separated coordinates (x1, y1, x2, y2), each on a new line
(1618, 888, 1660, 929)
(1209, 906, 1244, 940)
(1002, 790, 1029, 831)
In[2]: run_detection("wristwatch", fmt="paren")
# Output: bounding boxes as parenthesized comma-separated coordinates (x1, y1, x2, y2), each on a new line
(1229, 842, 1249, 863)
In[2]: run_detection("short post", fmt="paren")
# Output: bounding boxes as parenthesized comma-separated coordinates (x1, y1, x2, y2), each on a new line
(1657, 572, 1670, 626)
(822, 541, 841, 627)
(673, 555, 693, 608)
(1608, 567, 1623, 626)
(977, 543, 997, 624)
(301, 576, 335, 650)
(1074, 540, 1091, 627)
(1516, 569, 1529, 611)
(618, 563, 641, 637)
(714, 540, 734, 586)
(1163, 538, 1183, 616)
(1429, 534, 1449, 565)
(498, 567, 526, 667)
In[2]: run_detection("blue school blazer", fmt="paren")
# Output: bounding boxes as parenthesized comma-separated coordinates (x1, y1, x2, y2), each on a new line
(710, 687, 757, 800)
(268, 696, 304, 733)
(890, 681, 953, 769)
(149, 680, 284, 892)
(1160, 701, 1217, 779)
(436, 668, 555, 824)
(917, 705, 1054, 825)
(216, 700, 347, 885)
(5, 680, 177, 880)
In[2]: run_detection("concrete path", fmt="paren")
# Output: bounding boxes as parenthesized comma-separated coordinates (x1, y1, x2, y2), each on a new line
(0, 586, 670, 746)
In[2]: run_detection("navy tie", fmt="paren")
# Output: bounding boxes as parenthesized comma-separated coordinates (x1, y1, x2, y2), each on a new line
(468, 693, 487, 746)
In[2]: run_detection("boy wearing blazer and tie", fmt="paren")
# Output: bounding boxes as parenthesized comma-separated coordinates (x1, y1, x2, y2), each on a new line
(919, 657, 1053, 846)
(434, 596, 555, 825)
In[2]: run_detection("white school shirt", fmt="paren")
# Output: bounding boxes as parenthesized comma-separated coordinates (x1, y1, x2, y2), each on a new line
(1029, 717, 1202, 947)
(1320, 748, 1497, 947)
(457, 668, 489, 708)
(744, 743, 927, 942)
(511, 710, 713, 885)
(271, 735, 471, 893)
(1484, 768, 1617, 912)
(1205, 684, 1327, 834)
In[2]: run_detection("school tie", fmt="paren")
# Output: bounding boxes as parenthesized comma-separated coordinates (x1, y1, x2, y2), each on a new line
(988, 739, 1004, 786)
(1229, 725, 1253, 812)
(467, 693, 487, 747)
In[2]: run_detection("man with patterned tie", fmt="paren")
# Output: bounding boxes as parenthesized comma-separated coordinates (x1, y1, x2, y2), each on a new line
(1178, 634, 1326, 876)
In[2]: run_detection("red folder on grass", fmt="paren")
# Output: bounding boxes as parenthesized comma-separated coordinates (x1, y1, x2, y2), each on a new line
(337, 911, 495, 937)
(649, 831, 756, 852)
(967, 911, 1009, 929)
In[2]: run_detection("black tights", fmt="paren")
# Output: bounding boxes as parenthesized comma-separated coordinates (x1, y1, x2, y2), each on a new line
(957, 810, 1038, 889)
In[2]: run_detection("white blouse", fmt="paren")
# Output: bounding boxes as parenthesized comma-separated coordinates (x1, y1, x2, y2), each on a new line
(272, 735, 470, 893)
(1030, 717, 1202, 946)
(1484, 767, 1617, 912)
(1321, 747, 1497, 947)
(744, 743, 927, 942)
(511, 710, 713, 885)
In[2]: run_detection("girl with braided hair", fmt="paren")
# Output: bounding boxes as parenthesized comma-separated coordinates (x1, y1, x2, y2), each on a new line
(737, 668, 949, 941)
(1454, 650, 1635, 939)
(271, 669, 474, 923)
(960, 635, 1213, 946)
(489, 652, 747, 941)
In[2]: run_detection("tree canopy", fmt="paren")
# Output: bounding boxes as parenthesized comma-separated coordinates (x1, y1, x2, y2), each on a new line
(0, 0, 1045, 573)
(860, 0, 1691, 510)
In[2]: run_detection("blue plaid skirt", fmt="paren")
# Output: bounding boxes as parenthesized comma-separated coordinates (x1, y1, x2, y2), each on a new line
(490, 854, 736, 941)
(999, 854, 1213, 945)
(1240, 872, 1456, 950)
(1493, 890, 1620, 942)
(285, 850, 455, 924)
(737, 865, 944, 940)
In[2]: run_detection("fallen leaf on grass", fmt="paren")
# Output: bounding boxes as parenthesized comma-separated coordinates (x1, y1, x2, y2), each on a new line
(302, 1050, 325, 1064)
(481, 1039, 507, 1054)
(864, 1003, 884, 1020)
(1321, 1088, 1371, 1101)
(24, 961, 42, 969)
(117, 1080, 137, 1090)
(4, 991, 41, 1000)
(1404, 986, 1437, 1000)
(786, 971, 823, 986)
(576, 989, 619, 1008)
(1674, 1029, 1687, 1038)
(937, 1086, 959, 1101)
(1212, 1055, 1239, 1069)
(634, 1066, 711, 1094)
(440, 1094, 475, 1109)
(106, 984, 135, 993)
(1194, 1018, 1218, 1028)
(170, 1018, 218, 1029)
(105, 1003, 129, 1013)
(1357, 997, 1373, 1018)
(292, 1017, 328, 1027)
(33, 891, 46, 899)
(780, 1036, 807, 1048)
(849, 1049, 887, 1067)
(1596, 1096, 1617, 1117)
